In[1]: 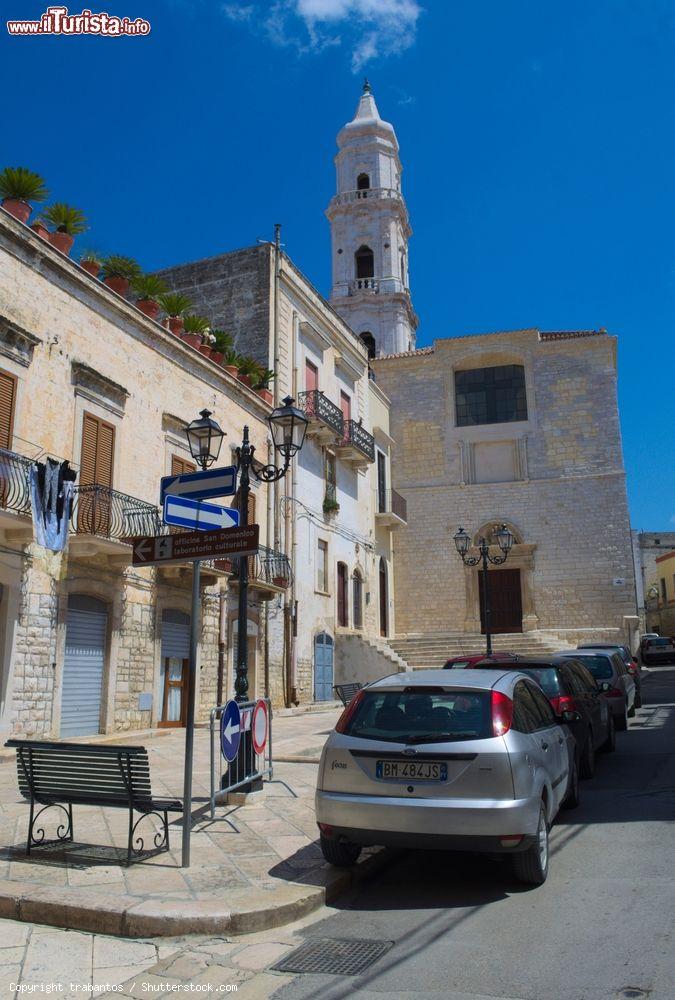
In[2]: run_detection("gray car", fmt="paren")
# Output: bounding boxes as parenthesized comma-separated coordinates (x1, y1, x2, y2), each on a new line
(315, 669, 579, 886)
(558, 649, 636, 730)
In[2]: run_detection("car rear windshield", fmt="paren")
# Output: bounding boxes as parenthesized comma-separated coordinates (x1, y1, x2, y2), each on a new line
(513, 667, 560, 697)
(342, 689, 492, 743)
(646, 638, 673, 648)
(575, 654, 613, 679)
(444, 660, 472, 669)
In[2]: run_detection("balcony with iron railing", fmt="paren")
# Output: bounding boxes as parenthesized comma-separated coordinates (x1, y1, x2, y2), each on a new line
(218, 544, 292, 599)
(297, 389, 344, 444)
(0, 447, 32, 522)
(375, 488, 407, 528)
(70, 484, 163, 554)
(337, 419, 375, 468)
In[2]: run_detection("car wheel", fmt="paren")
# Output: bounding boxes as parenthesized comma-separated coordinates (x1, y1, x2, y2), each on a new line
(562, 758, 580, 809)
(511, 805, 549, 886)
(600, 715, 616, 753)
(579, 731, 595, 779)
(628, 702, 636, 718)
(615, 704, 628, 731)
(320, 834, 362, 867)
(634, 690, 642, 709)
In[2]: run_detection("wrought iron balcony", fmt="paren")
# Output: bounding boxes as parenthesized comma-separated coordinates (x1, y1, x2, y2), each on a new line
(376, 488, 407, 528)
(0, 447, 32, 517)
(337, 419, 375, 466)
(297, 389, 344, 442)
(349, 278, 379, 295)
(71, 485, 162, 544)
(218, 544, 292, 598)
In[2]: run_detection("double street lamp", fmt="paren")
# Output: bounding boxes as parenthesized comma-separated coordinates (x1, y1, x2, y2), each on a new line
(453, 524, 515, 656)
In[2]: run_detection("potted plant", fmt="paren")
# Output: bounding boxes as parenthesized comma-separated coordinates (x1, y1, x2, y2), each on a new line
(237, 356, 262, 388)
(0, 166, 48, 224)
(323, 495, 340, 517)
(42, 202, 87, 256)
(157, 291, 192, 336)
(272, 572, 289, 588)
(101, 254, 141, 296)
(221, 346, 240, 378)
(131, 273, 168, 321)
(30, 215, 50, 240)
(182, 314, 210, 350)
(254, 368, 276, 405)
(210, 329, 232, 367)
(198, 329, 216, 358)
(80, 249, 102, 277)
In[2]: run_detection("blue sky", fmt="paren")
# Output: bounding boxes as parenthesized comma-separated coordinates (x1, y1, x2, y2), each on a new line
(3, 0, 673, 528)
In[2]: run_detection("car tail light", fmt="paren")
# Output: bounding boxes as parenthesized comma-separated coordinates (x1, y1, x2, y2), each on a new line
(491, 690, 513, 736)
(627, 663, 638, 675)
(318, 823, 334, 836)
(500, 835, 524, 847)
(550, 695, 575, 714)
(604, 686, 623, 698)
(334, 689, 366, 733)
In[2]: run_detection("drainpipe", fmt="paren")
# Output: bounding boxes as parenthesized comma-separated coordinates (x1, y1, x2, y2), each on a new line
(273, 224, 282, 552)
(264, 439, 274, 699)
(217, 587, 227, 705)
(289, 311, 299, 705)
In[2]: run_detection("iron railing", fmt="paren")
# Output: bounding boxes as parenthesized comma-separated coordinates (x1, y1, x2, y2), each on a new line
(218, 543, 292, 589)
(378, 488, 407, 522)
(71, 485, 161, 543)
(340, 419, 375, 461)
(0, 447, 32, 515)
(297, 389, 344, 437)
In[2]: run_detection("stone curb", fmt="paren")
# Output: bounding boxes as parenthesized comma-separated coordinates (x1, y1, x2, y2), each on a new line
(0, 846, 393, 939)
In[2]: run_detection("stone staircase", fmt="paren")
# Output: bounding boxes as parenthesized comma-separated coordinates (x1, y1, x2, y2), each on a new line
(388, 631, 570, 671)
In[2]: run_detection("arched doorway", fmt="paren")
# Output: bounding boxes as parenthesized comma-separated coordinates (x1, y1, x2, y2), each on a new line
(61, 595, 108, 738)
(379, 558, 388, 637)
(355, 245, 374, 280)
(160, 609, 190, 727)
(314, 632, 334, 701)
(468, 523, 533, 634)
(357, 173, 370, 190)
(359, 332, 377, 360)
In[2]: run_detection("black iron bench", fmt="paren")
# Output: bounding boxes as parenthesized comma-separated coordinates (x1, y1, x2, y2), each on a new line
(5, 739, 183, 865)
(333, 682, 362, 707)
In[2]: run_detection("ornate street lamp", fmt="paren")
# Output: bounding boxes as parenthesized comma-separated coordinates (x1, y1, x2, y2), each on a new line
(453, 524, 515, 656)
(186, 408, 225, 470)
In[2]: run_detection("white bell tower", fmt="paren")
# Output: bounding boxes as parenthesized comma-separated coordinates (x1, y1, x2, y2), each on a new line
(327, 80, 418, 358)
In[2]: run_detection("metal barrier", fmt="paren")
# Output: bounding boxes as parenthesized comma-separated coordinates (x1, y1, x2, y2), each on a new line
(209, 698, 273, 819)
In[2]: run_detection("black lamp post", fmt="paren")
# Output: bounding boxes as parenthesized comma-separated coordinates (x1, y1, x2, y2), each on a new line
(181, 408, 225, 868)
(453, 524, 514, 656)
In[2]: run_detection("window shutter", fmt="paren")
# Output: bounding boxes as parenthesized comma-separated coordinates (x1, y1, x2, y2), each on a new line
(79, 414, 99, 487)
(80, 413, 115, 487)
(0, 370, 17, 451)
(95, 420, 115, 488)
(171, 455, 196, 477)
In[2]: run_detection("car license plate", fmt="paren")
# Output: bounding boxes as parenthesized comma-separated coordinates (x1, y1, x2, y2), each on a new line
(376, 760, 447, 781)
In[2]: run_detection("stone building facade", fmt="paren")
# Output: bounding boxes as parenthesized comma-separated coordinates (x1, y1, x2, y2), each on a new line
(0, 209, 282, 740)
(372, 329, 639, 649)
(631, 531, 675, 631)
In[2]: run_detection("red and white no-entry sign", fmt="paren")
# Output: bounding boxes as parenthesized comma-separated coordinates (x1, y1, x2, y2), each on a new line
(252, 699, 269, 755)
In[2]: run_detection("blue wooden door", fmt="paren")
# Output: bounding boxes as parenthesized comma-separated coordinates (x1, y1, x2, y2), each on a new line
(314, 633, 334, 702)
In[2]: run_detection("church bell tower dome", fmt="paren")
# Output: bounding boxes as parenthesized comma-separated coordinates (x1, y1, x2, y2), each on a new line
(327, 80, 418, 358)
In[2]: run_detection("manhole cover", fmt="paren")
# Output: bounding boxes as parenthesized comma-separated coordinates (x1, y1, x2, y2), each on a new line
(272, 937, 394, 976)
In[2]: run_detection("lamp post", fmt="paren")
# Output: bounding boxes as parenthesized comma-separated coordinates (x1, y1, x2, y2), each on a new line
(181, 409, 224, 867)
(453, 524, 514, 657)
(234, 397, 308, 785)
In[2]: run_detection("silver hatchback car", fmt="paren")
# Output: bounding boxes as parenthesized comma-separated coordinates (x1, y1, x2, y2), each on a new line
(316, 669, 579, 885)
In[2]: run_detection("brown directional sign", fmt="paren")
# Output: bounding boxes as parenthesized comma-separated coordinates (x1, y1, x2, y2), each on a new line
(132, 524, 259, 566)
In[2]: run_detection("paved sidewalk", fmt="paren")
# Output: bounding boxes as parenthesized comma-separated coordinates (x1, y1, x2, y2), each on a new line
(0, 708, 385, 938)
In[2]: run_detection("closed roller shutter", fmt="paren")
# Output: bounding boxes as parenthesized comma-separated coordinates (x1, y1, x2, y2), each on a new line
(161, 609, 190, 659)
(61, 595, 107, 738)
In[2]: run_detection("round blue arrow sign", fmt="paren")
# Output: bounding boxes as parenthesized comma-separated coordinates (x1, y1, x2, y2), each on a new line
(220, 699, 241, 762)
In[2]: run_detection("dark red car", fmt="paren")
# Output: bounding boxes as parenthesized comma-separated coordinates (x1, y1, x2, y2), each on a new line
(443, 652, 519, 669)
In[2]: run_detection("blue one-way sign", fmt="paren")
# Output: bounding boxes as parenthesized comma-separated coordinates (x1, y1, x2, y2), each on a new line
(163, 495, 240, 532)
(220, 700, 241, 762)
(160, 465, 237, 505)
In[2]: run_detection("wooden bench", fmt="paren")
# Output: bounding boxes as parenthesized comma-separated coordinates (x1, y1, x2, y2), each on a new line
(5, 739, 183, 865)
(333, 682, 362, 707)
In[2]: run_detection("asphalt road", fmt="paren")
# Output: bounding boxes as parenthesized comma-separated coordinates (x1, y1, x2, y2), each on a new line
(274, 667, 675, 1000)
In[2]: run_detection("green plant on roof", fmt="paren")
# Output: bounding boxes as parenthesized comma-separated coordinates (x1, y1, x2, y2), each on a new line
(43, 202, 88, 235)
(131, 274, 168, 303)
(222, 346, 241, 367)
(0, 166, 49, 203)
(210, 329, 233, 352)
(237, 356, 263, 378)
(157, 291, 193, 317)
(101, 255, 141, 280)
(254, 368, 276, 390)
(80, 248, 103, 263)
(183, 314, 211, 335)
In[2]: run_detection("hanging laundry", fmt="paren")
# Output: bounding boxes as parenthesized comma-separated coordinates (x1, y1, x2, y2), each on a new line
(30, 458, 76, 551)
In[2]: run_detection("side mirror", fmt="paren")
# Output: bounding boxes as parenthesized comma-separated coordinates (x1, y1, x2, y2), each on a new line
(598, 681, 611, 693)
(559, 709, 582, 724)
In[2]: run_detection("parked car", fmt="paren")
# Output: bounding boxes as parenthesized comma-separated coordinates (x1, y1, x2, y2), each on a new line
(640, 636, 675, 666)
(558, 649, 635, 730)
(443, 652, 519, 669)
(445, 655, 614, 776)
(316, 669, 580, 886)
(577, 644, 642, 708)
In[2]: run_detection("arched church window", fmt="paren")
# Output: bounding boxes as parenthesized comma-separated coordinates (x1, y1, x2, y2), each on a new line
(357, 173, 370, 191)
(359, 332, 377, 360)
(355, 245, 374, 280)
